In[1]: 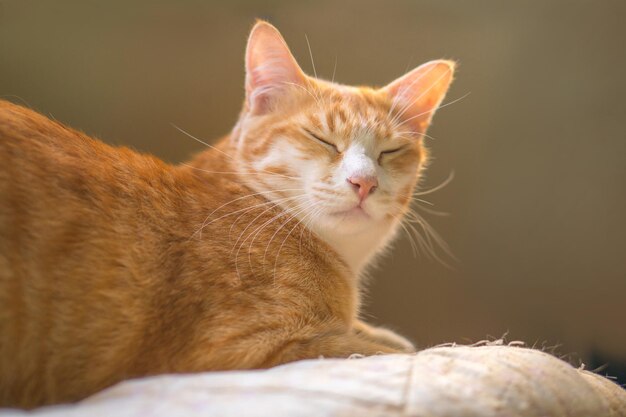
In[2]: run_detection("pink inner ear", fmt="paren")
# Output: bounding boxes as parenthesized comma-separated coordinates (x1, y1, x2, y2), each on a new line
(385, 60, 456, 133)
(245, 22, 306, 114)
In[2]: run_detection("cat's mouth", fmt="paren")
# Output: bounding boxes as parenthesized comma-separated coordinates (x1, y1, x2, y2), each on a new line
(330, 206, 371, 220)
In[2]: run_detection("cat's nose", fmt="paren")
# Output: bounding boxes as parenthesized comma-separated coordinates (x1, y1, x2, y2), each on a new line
(347, 175, 378, 201)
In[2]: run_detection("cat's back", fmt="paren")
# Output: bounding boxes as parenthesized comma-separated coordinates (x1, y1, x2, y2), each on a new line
(0, 100, 166, 192)
(0, 99, 123, 250)
(1, 99, 106, 169)
(0, 99, 184, 226)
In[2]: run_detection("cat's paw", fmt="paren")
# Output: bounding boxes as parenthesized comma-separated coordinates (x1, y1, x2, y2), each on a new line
(370, 327, 415, 353)
(355, 322, 415, 353)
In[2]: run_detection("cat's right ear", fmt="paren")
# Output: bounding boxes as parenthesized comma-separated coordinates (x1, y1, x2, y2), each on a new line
(245, 21, 306, 115)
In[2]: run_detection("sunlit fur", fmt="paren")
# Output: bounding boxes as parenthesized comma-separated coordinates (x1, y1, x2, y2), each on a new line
(0, 21, 454, 408)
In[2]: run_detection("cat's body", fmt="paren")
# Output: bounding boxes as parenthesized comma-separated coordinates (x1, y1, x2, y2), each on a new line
(0, 22, 454, 408)
(0, 100, 363, 406)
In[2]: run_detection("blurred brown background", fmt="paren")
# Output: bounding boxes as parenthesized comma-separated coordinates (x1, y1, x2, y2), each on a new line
(1, 1, 624, 370)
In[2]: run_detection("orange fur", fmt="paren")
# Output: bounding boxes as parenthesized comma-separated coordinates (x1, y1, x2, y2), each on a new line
(0, 21, 454, 408)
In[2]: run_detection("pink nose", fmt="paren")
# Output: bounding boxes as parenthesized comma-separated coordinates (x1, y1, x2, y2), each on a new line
(347, 176, 378, 201)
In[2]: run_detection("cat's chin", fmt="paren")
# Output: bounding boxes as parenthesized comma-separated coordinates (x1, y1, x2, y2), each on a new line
(316, 206, 381, 235)
(330, 206, 371, 220)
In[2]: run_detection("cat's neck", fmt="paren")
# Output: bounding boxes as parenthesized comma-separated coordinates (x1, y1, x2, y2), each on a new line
(314, 220, 398, 276)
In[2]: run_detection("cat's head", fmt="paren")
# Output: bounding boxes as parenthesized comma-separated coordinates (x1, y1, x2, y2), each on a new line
(232, 21, 455, 266)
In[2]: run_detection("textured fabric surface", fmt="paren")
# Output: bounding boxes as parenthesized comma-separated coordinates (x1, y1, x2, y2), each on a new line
(1, 345, 625, 416)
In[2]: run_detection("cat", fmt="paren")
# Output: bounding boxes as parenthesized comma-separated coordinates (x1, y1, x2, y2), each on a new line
(0, 21, 455, 408)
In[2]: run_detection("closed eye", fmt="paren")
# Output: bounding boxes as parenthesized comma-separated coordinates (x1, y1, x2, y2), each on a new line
(304, 129, 339, 153)
(380, 147, 403, 155)
(378, 146, 406, 164)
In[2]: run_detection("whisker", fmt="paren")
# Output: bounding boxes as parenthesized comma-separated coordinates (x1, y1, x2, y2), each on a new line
(232, 197, 309, 258)
(190, 190, 304, 240)
(232, 205, 290, 279)
(182, 163, 299, 181)
(406, 221, 435, 260)
(261, 199, 316, 268)
(391, 214, 419, 257)
(298, 205, 323, 255)
(312, 189, 346, 199)
(395, 130, 439, 141)
(272, 202, 321, 283)
(244, 198, 312, 274)
(388, 181, 458, 269)
(413, 171, 455, 196)
(411, 204, 450, 217)
(234, 199, 311, 277)
(227, 194, 307, 240)
(399, 92, 471, 128)
(173, 125, 301, 180)
(412, 197, 434, 206)
(282, 81, 322, 108)
(417, 217, 457, 267)
(408, 212, 456, 268)
(171, 124, 235, 160)
(304, 34, 318, 79)
(395, 213, 431, 255)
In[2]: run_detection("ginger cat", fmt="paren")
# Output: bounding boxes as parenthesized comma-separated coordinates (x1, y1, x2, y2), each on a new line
(0, 21, 455, 408)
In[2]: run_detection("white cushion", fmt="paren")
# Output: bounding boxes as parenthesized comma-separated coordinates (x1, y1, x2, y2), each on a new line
(2, 345, 624, 416)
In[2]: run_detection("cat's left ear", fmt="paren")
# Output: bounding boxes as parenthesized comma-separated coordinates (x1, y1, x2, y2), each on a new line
(245, 21, 306, 115)
(382, 60, 456, 133)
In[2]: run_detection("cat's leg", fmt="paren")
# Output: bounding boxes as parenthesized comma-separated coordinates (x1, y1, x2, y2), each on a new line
(353, 320, 415, 353)
(268, 329, 411, 366)
(181, 329, 408, 373)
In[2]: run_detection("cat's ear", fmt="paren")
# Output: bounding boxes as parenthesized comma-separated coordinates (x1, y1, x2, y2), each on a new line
(383, 60, 456, 133)
(245, 21, 306, 115)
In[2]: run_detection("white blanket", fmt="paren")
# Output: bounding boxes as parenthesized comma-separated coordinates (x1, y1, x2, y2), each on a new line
(2, 345, 625, 416)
